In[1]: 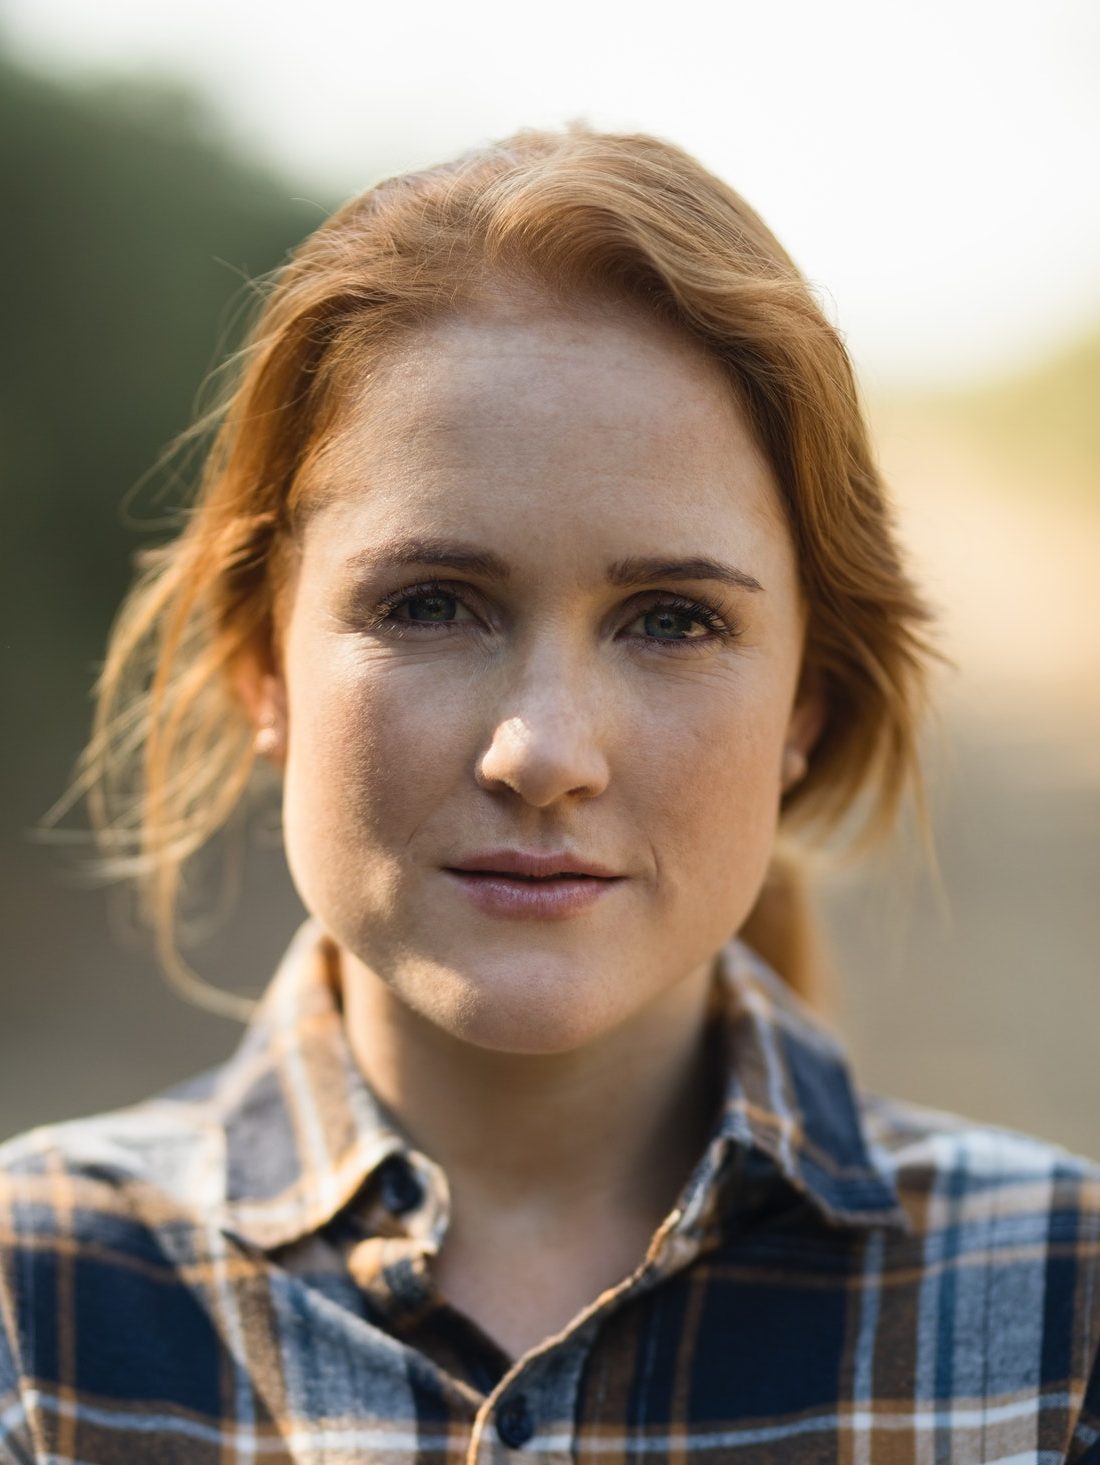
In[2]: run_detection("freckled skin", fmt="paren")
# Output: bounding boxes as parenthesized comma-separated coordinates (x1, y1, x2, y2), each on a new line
(270, 294, 822, 1058)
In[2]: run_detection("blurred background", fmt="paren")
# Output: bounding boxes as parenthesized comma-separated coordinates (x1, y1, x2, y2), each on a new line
(1, 0, 1097, 1156)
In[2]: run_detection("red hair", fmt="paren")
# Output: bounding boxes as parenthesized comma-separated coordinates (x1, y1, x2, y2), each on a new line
(49, 123, 943, 1015)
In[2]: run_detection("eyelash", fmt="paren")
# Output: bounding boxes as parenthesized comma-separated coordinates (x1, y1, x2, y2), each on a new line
(368, 580, 742, 653)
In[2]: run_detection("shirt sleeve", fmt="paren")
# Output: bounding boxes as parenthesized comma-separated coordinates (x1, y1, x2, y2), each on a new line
(1068, 1299, 1100, 1463)
(0, 1165, 38, 1465)
(0, 1305, 35, 1465)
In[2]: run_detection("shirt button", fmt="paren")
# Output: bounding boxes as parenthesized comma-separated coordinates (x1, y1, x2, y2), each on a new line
(377, 1155, 424, 1216)
(495, 1393, 534, 1449)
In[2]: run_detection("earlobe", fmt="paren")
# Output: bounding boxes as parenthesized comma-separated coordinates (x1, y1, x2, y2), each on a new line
(787, 687, 827, 760)
(786, 655, 827, 754)
(780, 744, 808, 792)
(232, 661, 288, 766)
(781, 679, 827, 793)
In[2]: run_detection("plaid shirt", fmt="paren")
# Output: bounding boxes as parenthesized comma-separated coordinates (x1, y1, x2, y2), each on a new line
(2, 916, 1099, 1464)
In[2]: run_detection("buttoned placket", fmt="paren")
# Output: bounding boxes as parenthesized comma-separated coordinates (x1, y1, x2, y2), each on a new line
(437, 1139, 742, 1460)
(336, 1130, 744, 1462)
(212, 919, 911, 1459)
(459, 1179, 728, 1465)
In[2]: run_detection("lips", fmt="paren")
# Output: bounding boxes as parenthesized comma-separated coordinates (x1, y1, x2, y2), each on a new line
(447, 849, 621, 880)
(442, 866, 623, 920)
(455, 870, 600, 881)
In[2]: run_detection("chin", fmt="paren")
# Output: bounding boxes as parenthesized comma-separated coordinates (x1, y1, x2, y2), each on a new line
(456, 1013, 608, 1057)
(405, 956, 625, 1055)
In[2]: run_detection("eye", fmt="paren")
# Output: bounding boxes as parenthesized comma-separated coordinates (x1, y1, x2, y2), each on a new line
(369, 581, 741, 651)
(371, 582, 481, 633)
(624, 593, 740, 652)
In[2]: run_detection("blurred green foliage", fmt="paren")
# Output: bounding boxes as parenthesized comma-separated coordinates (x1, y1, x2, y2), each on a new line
(0, 48, 337, 829)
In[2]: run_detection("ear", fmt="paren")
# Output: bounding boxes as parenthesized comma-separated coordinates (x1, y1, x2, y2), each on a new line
(231, 651, 288, 767)
(785, 667, 827, 761)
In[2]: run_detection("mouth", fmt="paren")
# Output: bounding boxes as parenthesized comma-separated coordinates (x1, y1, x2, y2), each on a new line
(445, 869, 608, 883)
(441, 866, 623, 920)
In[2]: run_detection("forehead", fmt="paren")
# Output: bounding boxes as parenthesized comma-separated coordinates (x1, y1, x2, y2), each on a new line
(304, 296, 792, 563)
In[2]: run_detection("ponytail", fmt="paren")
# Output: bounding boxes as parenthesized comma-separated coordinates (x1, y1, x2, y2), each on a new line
(738, 843, 834, 1017)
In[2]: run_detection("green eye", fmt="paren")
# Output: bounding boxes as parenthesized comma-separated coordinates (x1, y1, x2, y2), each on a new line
(372, 581, 741, 652)
(397, 591, 460, 623)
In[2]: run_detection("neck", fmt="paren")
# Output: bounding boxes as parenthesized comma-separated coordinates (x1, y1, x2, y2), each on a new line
(338, 949, 729, 1235)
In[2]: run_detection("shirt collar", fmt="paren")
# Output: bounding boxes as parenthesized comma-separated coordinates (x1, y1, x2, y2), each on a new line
(710, 939, 909, 1232)
(215, 916, 908, 1252)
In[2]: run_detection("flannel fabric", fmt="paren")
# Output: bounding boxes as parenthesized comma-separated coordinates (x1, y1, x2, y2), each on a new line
(1, 914, 1099, 1464)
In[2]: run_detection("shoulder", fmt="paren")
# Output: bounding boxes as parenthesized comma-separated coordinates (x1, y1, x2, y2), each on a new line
(860, 1087, 1100, 1207)
(859, 1092, 1100, 1455)
(0, 1073, 230, 1305)
(863, 1090, 1100, 1438)
(0, 1075, 236, 1456)
(0, 1072, 230, 1344)
(861, 1088, 1100, 1257)
(0, 1067, 227, 1230)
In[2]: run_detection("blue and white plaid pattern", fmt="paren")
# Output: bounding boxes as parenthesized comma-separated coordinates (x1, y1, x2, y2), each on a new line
(2, 915, 1099, 1463)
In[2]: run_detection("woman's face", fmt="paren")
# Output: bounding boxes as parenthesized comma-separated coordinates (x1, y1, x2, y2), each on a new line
(268, 292, 822, 1054)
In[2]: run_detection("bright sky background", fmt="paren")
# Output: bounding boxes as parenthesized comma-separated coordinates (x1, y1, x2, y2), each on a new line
(3, 0, 1098, 392)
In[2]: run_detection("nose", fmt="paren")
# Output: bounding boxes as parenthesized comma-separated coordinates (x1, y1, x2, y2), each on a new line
(474, 651, 611, 807)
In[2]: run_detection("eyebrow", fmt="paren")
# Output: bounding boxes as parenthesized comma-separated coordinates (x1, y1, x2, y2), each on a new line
(345, 536, 765, 593)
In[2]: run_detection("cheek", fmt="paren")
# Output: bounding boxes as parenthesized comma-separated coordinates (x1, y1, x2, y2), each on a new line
(281, 652, 461, 897)
(642, 690, 785, 911)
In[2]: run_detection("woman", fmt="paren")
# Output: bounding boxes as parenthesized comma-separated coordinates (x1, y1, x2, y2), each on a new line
(2, 124, 1098, 1464)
